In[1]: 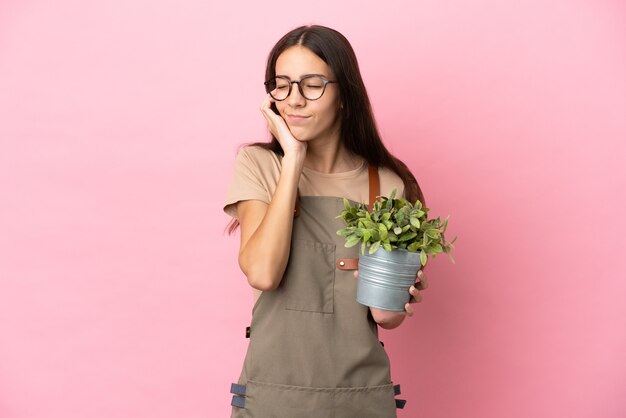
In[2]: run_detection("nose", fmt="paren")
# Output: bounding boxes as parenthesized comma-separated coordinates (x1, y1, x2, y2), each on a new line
(286, 81, 306, 107)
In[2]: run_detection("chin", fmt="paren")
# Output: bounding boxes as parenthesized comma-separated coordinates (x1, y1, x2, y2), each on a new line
(288, 127, 310, 142)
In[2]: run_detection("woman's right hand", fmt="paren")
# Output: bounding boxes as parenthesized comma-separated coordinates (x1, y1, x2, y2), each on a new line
(260, 93, 307, 158)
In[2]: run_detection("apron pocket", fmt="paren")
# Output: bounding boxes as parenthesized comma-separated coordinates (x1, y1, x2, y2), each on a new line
(243, 380, 396, 418)
(280, 239, 335, 314)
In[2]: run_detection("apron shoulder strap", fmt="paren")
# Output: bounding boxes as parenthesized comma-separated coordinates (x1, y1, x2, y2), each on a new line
(367, 164, 380, 210)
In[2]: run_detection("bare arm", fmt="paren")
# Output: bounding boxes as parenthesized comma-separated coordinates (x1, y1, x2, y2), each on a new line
(236, 93, 307, 291)
(237, 154, 305, 291)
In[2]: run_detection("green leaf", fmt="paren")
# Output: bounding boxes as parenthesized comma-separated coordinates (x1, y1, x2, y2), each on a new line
(363, 230, 371, 243)
(410, 216, 420, 229)
(396, 200, 407, 211)
(378, 224, 388, 240)
(415, 210, 425, 218)
(442, 216, 449, 233)
(428, 244, 443, 254)
(420, 250, 428, 266)
(368, 220, 379, 229)
(336, 228, 352, 237)
(369, 241, 381, 254)
(345, 236, 361, 248)
(383, 242, 392, 252)
(394, 227, 403, 235)
(399, 231, 417, 242)
(407, 242, 419, 252)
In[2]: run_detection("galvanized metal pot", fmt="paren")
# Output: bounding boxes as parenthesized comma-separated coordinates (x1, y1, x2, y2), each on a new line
(356, 248, 422, 312)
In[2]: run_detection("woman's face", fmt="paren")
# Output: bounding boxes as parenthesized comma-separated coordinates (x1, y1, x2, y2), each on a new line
(274, 46, 341, 143)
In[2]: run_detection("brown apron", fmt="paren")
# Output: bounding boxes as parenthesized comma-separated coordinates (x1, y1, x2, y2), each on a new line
(230, 166, 406, 418)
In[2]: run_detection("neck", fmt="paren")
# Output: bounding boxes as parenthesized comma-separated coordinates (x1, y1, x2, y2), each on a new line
(304, 138, 361, 173)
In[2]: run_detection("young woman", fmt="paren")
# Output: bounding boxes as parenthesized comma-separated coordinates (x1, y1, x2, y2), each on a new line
(224, 25, 428, 418)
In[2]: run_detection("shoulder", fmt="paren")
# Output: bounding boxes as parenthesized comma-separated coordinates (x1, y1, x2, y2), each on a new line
(224, 145, 281, 218)
(233, 145, 283, 183)
(378, 165, 406, 198)
(237, 145, 281, 167)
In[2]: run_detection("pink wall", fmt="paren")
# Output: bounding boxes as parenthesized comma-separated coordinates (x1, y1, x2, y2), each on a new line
(1, 1, 625, 417)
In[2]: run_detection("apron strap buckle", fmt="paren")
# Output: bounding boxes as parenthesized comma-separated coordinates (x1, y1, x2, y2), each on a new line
(230, 383, 247, 409)
(336, 258, 358, 270)
(395, 399, 407, 409)
(394, 384, 407, 409)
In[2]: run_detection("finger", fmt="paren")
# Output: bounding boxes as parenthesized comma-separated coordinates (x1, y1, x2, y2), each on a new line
(415, 279, 428, 291)
(353, 270, 359, 279)
(404, 303, 414, 317)
(259, 95, 273, 120)
(260, 92, 273, 111)
(416, 270, 429, 290)
(260, 93, 282, 119)
(408, 286, 422, 303)
(260, 95, 277, 120)
(260, 95, 283, 138)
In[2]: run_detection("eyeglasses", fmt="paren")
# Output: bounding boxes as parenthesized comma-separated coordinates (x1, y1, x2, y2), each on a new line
(264, 75, 336, 101)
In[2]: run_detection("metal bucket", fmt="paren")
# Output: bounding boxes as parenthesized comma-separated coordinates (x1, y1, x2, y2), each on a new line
(356, 248, 421, 312)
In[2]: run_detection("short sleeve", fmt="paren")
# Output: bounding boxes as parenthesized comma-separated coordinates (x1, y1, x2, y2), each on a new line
(378, 166, 406, 201)
(223, 147, 275, 218)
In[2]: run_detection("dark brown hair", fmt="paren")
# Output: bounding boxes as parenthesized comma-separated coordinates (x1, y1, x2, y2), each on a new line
(227, 25, 424, 233)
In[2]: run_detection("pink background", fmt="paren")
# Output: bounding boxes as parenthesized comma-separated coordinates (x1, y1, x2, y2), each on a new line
(1, 1, 625, 417)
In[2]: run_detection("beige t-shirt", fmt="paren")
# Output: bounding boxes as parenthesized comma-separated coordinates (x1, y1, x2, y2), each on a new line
(223, 145, 405, 218)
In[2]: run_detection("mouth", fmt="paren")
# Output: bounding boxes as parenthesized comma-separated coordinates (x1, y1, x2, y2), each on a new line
(285, 114, 311, 124)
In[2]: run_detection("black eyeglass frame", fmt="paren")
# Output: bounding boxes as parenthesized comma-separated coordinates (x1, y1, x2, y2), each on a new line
(264, 75, 337, 101)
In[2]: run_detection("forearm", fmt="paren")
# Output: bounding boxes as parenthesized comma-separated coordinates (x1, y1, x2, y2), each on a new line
(238, 154, 305, 290)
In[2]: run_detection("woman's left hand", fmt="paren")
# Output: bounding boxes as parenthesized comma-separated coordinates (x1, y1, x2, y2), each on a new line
(354, 268, 429, 328)
(404, 269, 428, 317)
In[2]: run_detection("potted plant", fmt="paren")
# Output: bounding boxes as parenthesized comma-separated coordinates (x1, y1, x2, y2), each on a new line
(337, 189, 456, 311)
